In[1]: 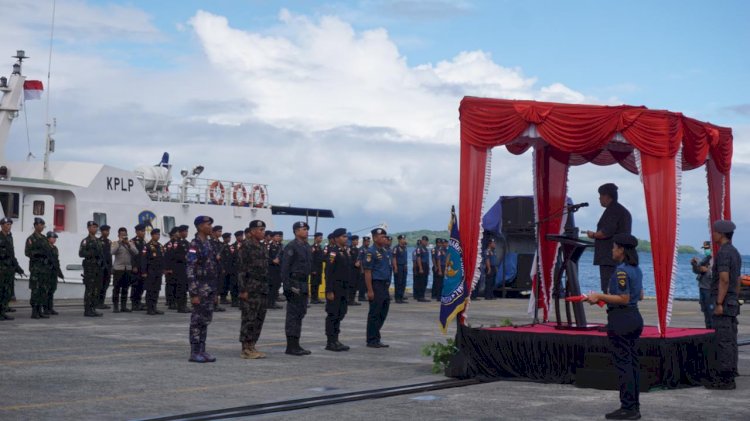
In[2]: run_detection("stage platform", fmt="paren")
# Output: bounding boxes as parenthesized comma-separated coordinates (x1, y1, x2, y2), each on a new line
(449, 323, 715, 391)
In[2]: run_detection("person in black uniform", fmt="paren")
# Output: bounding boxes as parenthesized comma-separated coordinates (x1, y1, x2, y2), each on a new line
(586, 233, 643, 420)
(413, 236, 430, 302)
(586, 183, 632, 293)
(432, 238, 446, 301)
(392, 235, 408, 303)
(230, 230, 244, 307)
(267, 231, 283, 309)
(210, 226, 227, 312)
(130, 224, 147, 311)
(364, 228, 392, 348)
(219, 232, 235, 305)
(97, 225, 113, 310)
(174, 225, 191, 313)
(347, 235, 362, 306)
(141, 228, 165, 315)
(358, 236, 370, 301)
(706, 219, 741, 390)
(310, 232, 324, 304)
(164, 227, 179, 309)
(281, 221, 313, 356)
(324, 228, 352, 352)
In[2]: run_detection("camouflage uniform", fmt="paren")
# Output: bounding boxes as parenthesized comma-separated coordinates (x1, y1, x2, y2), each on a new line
(187, 235, 220, 346)
(79, 234, 104, 315)
(0, 230, 24, 317)
(45, 242, 64, 314)
(25, 232, 53, 316)
(237, 237, 268, 346)
(141, 238, 165, 314)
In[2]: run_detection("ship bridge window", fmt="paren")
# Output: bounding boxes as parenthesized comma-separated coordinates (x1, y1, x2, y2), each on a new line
(0, 192, 20, 218)
(163, 216, 175, 234)
(33, 200, 45, 215)
(93, 212, 107, 227)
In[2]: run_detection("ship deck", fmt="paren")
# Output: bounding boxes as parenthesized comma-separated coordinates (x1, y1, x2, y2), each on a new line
(0, 297, 747, 420)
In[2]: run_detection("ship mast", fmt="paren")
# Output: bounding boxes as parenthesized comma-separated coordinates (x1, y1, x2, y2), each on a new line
(43, 0, 57, 178)
(0, 51, 28, 167)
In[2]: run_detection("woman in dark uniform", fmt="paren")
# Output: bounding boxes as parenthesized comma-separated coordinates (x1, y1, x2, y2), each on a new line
(587, 233, 643, 420)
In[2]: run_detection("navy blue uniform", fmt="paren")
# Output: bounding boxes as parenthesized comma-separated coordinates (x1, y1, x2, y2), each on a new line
(431, 246, 447, 300)
(606, 263, 643, 413)
(364, 245, 392, 345)
(710, 242, 741, 382)
(392, 245, 408, 301)
(594, 202, 632, 292)
(281, 239, 312, 339)
(325, 244, 350, 343)
(413, 245, 430, 300)
(484, 247, 498, 299)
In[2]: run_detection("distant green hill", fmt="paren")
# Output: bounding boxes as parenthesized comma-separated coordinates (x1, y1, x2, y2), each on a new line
(391, 230, 697, 254)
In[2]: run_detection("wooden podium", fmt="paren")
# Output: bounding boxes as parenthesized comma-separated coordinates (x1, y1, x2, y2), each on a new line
(546, 234, 598, 330)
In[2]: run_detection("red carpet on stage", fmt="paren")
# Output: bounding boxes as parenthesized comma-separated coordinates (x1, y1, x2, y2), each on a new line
(449, 324, 715, 390)
(484, 323, 714, 339)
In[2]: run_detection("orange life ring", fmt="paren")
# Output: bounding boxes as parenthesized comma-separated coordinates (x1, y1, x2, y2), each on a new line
(208, 181, 225, 205)
(232, 183, 248, 206)
(741, 274, 750, 287)
(251, 184, 267, 208)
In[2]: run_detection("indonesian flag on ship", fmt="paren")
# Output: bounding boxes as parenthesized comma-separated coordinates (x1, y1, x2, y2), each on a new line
(23, 80, 44, 100)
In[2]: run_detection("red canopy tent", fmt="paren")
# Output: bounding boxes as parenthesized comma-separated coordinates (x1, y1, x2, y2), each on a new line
(458, 97, 733, 336)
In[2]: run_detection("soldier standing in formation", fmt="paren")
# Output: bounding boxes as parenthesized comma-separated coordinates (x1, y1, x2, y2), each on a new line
(281, 221, 312, 356)
(392, 235, 408, 304)
(130, 224, 147, 311)
(310, 232, 324, 305)
(237, 220, 269, 359)
(26, 217, 52, 319)
(413, 236, 430, 302)
(230, 230, 244, 307)
(0, 218, 24, 320)
(347, 235, 361, 306)
(706, 220, 741, 390)
(219, 232, 235, 306)
(175, 225, 191, 313)
(267, 231, 283, 309)
(164, 227, 179, 309)
(45, 231, 64, 315)
(111, 227, 138, 312)
(210, 226, 227, 313)
(324, 228, 352, 352)
(187, 216, 220, 363)
(357, 236, 370, 302)
(364, 228, 392, 348)
(79, 221, 104, 317)
(97, 225, 113, 310)
(431, 239, 445, 301)
(142, 228, 165, 315)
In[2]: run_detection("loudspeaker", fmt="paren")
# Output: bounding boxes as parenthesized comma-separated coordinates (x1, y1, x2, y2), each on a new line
(501, 197, 535, 234)
(513, 253, 534, 289)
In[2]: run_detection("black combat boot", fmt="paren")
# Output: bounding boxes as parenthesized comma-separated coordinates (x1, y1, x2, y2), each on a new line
(40, 306, 51, 318)
(231, 297, 239, 307)
(325, 337, 342, 352)
(120, 298, 131, 312)
(47, 299, 59, 315)
(31, 305, 41, 319)
(188, 343, 207, 363)
(199, 342, 216, 362)
(335, 339, 350, 351)
(285, 336, 308, 356)
(113, 301, 120, 313)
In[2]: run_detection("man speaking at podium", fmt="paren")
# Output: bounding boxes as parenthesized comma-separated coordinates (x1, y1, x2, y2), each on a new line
(586, 183, 632, 293)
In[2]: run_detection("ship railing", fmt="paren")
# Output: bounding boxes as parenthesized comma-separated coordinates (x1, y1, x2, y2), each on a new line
(149, 177, 271, 208)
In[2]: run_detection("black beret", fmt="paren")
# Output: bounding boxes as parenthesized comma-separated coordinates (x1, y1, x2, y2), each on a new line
(274, 231, 283, 236)
(244, 227, 253, 234)
(332, 228, 347, 238)
(363, 236, 371, 241)
(293, 221, 310, 230)
(135, 223, 146, 231)
(264, 230, 272, 236)
(249, 220, 266, 229)
(221, 232, 231, 238)
(314, 232, 323, 238)
(151, 228, 161, 235)
(193, 216, 213, 227)
(421, 235, 429, 241)
(386, 236, 392, 241)
(100, 225, 111, 231)
(613, 233, 637, 248)
(351, 235, 360, 240)
(371, 228, 387, 236)
(34, 217, 46, 226)
(178, 225, 189, 231)
(46, 231, 58, 238)
(327, 233, 335, 240)
(713, 220, 736, 234)
(85, 220, 96, 227)
(397, 234, 405, 240)
(212, 225, 223, 232)
(169, 227, 178, 235)
(118, 227, 127, 233)
(234, 230, 244, 237)
(0, 217, 12, 225)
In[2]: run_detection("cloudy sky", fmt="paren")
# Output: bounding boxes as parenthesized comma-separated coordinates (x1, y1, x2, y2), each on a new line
(2, 0, 749, 249)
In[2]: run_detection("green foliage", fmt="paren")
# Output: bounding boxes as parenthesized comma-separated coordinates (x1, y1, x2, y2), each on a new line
(392, 230, 450, 245)
(579, 237, 697, 254)
(500, 318, 513, 327)
(421, 338, 459, 374)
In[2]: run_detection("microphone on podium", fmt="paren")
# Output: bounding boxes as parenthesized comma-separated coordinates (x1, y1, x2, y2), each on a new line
(567, 202, 589, 212)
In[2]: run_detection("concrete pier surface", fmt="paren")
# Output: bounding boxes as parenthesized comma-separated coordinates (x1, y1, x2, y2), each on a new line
(0, 297, 747, 420)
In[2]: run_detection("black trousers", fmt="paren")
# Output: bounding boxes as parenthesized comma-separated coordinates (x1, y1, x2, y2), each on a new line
(130, 272, 145, 303)
(284, 288, 308, 338)
(413, 272, 427, 299)
(268, 266, 281, 305)
(325, 291, 348, 339)
(712, 313, 738, 379)
(174, 271, 188, 309)
(607, 307, 643, 411)
(366, 279, 390, 344)
(394, 265, 407, 300)
(484, 270, 497, 299)
(357, 272, 367, 300)
(431, 273, 444, 299)
(98, 268, 112, 304)
(599, 265, 615, 293)
(111, 270, 130, 304)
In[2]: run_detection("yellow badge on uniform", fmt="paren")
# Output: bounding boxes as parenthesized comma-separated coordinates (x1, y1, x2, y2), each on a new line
(617, 270, 627, 290)
(366, 253, 372, 263)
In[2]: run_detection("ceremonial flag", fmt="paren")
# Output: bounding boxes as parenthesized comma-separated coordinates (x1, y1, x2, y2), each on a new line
(23, 80, 44, 100)
(439, 205, 466, 333)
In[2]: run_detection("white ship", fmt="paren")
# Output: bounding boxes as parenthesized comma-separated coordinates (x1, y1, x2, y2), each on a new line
(0, 51, 332, 299)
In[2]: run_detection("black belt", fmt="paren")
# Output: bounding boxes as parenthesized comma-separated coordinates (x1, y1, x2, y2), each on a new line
(607, 306, 638, 313)
(373, 278, 388, 282)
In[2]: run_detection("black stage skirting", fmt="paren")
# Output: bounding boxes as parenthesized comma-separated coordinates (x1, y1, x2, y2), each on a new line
(448, 323, 715, 390)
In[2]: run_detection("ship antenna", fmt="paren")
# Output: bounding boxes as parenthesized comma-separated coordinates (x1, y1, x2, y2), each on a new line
(43, 0, 57, 177)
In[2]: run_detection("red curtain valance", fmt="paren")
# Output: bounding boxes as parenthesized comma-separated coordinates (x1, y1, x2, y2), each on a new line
(460, 97, 732, 173)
